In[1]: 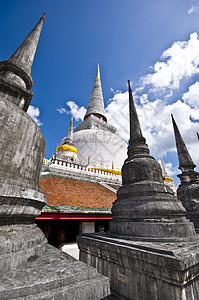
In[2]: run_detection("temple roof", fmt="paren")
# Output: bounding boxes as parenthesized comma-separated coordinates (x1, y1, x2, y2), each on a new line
(40, 175, 117, 208)
(84, 64, 107, 122)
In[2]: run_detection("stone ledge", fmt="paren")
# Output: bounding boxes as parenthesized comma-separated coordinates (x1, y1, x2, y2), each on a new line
(0, 244, 110, 300)
(77, 233, 199, 299)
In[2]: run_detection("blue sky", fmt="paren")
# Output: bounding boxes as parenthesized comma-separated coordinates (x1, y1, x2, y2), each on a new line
(1, 0, 199, 182)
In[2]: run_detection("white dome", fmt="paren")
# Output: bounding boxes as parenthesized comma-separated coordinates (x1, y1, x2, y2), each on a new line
(73, 129, 127, 170)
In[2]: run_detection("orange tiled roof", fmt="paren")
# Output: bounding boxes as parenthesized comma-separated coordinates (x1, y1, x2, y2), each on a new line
(40, 175, 117, 208)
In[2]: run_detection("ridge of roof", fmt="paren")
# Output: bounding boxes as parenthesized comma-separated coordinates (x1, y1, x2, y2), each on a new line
(40, 172, 121, 187)
(42, 204, 111, 214)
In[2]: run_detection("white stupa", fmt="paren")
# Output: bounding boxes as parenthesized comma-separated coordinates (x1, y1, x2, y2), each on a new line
(42, 64, 127, 185)
(73, 64, 127, 170)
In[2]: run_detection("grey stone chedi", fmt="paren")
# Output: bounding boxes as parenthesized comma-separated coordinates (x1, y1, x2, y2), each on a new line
(77, 81, 199, 299)
(0, 14, 110, 299)
(172, 114, 199, 232)
(109, 81, 195, 241)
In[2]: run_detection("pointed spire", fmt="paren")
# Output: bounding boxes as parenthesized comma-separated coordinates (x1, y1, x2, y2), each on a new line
(84, 64, 107, 122)
(112, 161, 114, 170)
(65, 117, 73, 145)
(171, 114, 196, 171)
(0, 14, 46, 112)
(55, 145, 58, 155)
(8, 13, 46, 78)
(109, 81, 195, 241)
(197, 132, 199, 141)
(0, 13, 46, 92)
(95, 63, 100, 80)
(128, 80, 149, 157)
(161, 159, 168, 178)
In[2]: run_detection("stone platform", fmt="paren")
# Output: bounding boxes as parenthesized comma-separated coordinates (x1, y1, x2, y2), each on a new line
(77, 233, 199, 300)
(0, 244, 110, 300)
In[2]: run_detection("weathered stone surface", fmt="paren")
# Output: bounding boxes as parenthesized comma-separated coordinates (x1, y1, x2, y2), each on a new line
(78, 81, 199, 300)
(0, 245, 110, 300)
(178, 183, 199, 231)
(109, 81, 196, 241)
(109, 182, 195, 240)
(0, 224, 47, 272)
(0, 99, 45, 189)
(0, 14, 110, 299)
(0, 18, 48, 269)
(78, 234, 199, 300)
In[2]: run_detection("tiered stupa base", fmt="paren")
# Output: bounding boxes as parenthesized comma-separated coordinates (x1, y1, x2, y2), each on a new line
(109, 181, 196, 242)
(0, 193, 110, 300)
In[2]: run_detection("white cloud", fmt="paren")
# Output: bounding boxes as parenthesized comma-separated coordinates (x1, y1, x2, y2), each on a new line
(141, 33, 199, 90)
(27, 105, 42, 126)
(105, 91, 129, 142)
(106, 91, 199, 171)
(57, 107, 67, 114)
(188, 5, 199, 14)
(57, 33, 199, 179)
(66, 101, 86, 121)
(182, 81, 199, 108)
(158, 160, 178, 177)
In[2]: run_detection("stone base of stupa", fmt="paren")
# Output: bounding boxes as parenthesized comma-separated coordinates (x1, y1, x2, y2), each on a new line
(0, 244, 110, 300)
(77, 233, 199, 300)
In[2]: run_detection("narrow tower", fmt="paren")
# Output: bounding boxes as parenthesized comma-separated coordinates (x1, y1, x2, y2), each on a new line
(0, 12, 47, 273)
(57, 117, 78, 160)
(0, 15, 110, 300)
(109, 81, 196, 240)
(161, 158, 168, 178)
(73, 64, 126, 170)
(84, 63, 107, 122)
(65, 117, 74, 145)
(0, 13, 46, 112)
(172, 114, 199, 231)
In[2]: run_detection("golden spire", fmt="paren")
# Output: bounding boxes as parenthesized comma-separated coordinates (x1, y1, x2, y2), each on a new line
(88, 154, 90, 164)
(161, 158, 173, 182)
(95, 63, 100, 81)
(112, 161, 114, 169)
(55, 145, 58, 155)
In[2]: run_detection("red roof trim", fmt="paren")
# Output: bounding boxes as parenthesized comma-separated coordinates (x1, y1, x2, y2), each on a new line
(35, 213, 112, 221)
(84, 113, 107, 122)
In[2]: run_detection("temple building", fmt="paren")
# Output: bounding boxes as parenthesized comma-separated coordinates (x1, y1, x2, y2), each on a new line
(39, 66, 179, 248)
(37, 64, 127, 247)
